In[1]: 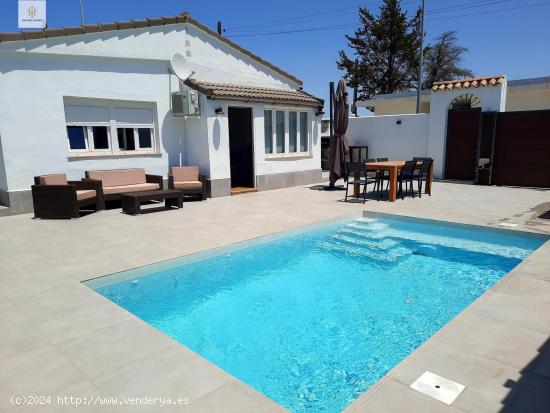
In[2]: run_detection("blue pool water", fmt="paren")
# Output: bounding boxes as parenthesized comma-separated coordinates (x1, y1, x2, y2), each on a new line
(90, 215, 547, 412)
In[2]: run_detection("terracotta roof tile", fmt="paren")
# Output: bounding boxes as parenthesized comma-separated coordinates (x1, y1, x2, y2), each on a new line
(147, 18, 164, 26)
(22, 31, 46, 40)
(43, 28, 65, 37)
(0, 12, 302, 86)
(432, 75, 506, 92)
(185, 80, 323, 107)
(0, 32, 24, 41)
(162, 16, 178, 25)
(115, 21, 134, 30)
(82, 24, 101, 34)
(64, 26, 85, 35)
(132, 20, 150, 29)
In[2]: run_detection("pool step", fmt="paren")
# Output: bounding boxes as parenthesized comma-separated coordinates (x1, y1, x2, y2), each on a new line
(316, 218, 413, 263)
(330, 233, 399, 250)
(318, 240, 412, 263)
(345, 220, 389, 231)
(338, 227, 388, 240)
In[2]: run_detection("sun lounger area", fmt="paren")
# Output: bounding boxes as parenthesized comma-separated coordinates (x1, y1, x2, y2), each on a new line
(31, 167, 205, 219)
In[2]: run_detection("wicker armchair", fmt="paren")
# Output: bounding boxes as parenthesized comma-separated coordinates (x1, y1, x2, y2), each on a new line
(169, 166, 207, 201)
(32, 174, 101, 219)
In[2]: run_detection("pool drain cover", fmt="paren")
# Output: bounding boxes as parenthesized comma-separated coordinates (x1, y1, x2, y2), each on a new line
(409, 371, 465, 405)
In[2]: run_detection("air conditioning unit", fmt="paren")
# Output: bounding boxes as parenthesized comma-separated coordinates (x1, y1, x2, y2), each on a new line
(172, 90, 200, 117)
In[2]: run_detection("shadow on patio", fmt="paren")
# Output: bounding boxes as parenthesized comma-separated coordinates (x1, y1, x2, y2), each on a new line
(500, 337, 550, 412)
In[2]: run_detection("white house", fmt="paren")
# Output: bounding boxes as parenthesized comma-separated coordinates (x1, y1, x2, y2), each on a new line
(0, 12, 324, 212)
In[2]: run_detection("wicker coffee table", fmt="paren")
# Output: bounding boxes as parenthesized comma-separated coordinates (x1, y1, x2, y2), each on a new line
(121, 189, 183, 215)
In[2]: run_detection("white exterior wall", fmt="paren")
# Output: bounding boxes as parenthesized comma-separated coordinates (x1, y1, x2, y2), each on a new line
(200, 99, 321, 182)
(183, 94, 211, 178)
(347, 114, 430, 160)
(254, 106, 321, 177)
(0, 52, 181, 191)
(348, 84, 507, 179)
(0, 134, 7, 191)
(427, 82, 507, 178)
(0, 22, 318, 206)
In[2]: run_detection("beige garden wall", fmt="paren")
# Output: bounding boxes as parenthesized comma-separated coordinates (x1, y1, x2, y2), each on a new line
(506, 89, 550, 111)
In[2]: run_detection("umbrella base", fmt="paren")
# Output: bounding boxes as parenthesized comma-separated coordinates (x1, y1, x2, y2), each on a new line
(323, 184, 346, 191)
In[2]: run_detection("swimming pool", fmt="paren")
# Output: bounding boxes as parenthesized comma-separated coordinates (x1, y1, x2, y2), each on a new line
(87, 214, 547, 412)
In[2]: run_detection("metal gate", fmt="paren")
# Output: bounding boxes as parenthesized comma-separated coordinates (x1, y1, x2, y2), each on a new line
(444, 108, 481, 180)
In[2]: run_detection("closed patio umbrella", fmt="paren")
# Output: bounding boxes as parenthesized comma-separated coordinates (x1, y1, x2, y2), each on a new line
(329, 79, 350, 188)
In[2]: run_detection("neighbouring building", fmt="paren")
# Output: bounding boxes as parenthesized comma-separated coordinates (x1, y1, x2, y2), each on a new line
(358, 76, 550, 115)
(0, 12, 324, 212)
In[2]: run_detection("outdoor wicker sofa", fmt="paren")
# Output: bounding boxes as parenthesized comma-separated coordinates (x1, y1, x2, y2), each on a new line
(84, 168, 163, 209)
(168, 166, 207, 201)
(32, 173, 101, 219)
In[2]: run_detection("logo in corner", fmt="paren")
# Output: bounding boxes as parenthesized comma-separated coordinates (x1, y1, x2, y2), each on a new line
(27, 5, 38, 18)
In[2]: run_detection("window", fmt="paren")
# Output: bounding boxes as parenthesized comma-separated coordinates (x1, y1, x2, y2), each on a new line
(64, 100, 157, 155)
(264, 108, 311, 156)
(117, 128, 135, 151)
(67, 126, 87, 150)
(275, 111, 285, 153)
(300, 112, 308, 152)
(118, 127, 154, 151)
(289, 112, 297, 153)
(92, 126, 109, 150)
(66, 126, 111, 151)
(138, 128, 153, 149)
(264, 110, 273, 154)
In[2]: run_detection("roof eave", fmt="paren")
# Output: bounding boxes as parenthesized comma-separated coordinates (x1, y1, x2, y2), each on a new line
(205, 95, 322, 107)
(184, 79, 323, 107)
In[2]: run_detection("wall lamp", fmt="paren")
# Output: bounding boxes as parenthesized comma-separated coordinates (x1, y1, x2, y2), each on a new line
(316, 107, 325, 117)
(215, 107, 225, 116)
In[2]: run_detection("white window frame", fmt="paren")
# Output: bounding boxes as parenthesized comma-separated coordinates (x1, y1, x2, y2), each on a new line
(263, 109, 274, 155)
(64, 100, 158, 157)
(66, 125, 89, 152)
(299, 111, 309, 153)
(66, 123, 112, 152)
(136, 127, 155, 150)
(116, 125, 155, 152)
(264, 107, 311, 158)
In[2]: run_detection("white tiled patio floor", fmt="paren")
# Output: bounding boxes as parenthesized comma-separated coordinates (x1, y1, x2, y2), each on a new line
(1, 181, 549, 412)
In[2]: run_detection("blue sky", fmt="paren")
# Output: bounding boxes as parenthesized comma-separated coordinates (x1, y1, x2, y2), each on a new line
(1, 0, 549, 113)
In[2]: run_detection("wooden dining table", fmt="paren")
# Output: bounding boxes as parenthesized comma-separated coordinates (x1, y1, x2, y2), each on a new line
(353, 160, 433, 202)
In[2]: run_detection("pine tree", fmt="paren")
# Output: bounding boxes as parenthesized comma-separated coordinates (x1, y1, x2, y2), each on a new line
(337, 0, 421, 101)
(422, 31, 474, 89)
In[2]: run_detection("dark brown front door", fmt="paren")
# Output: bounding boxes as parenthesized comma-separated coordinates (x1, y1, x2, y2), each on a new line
(228, 107, 254, 188)
(444, 108, 481, 180)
